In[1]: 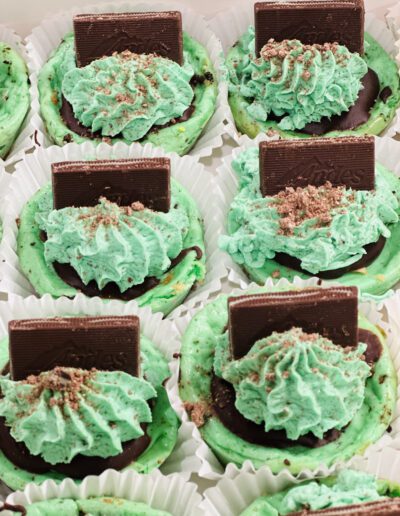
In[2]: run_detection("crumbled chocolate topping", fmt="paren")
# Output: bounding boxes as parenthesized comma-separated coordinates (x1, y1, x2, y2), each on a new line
(261, 39, 340, 62)
(183, 401, 210, 427)
(272, 181, 345, 235)
(23, 367, 96, 411)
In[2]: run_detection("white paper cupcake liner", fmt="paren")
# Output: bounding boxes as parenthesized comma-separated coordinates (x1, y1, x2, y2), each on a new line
(214, 134, 400, 290)
(0, 141, 227, 317)
(1, 469, 203, 516)
(0, 292, 204, 479)
(200, 447, 400, 516)
(172, 276, 400, 480)
(0, 25, 34, 168)
(209, 3, 400, 145)
(387, 2, 400, 62)
(25, 0, 228, 159)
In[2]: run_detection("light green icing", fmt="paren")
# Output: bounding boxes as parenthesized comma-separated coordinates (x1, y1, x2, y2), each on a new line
(21, 497, 171, 515)
(36, 185, 189, 292)
(179, 285, 397, 473)
(214, 328, 370, 440)
(18, 177, 205, 316)
(227, 31, 400, 139)
(229, 31, 367, 131)
(38, 32, 217, 156)
(62, 51, 194, 140)
(220, 147, 400, 275)
(241, 470, 385, 516)
(0, 333, 179, 490)
(0, 42, 30, 159)
(0, 368, 156, 465)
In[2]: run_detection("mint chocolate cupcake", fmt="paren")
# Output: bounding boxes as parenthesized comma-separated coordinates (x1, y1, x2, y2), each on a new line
(226, 0, 400, 139)
(179, 286, 397, 473)
(17, 156, 205, 315)
(38, 11, 217, 156)
(220, 137, 400, 297)
(0, 315, 179, 491)
(0, 40, 30, 160)
(241, 470, 400, 515)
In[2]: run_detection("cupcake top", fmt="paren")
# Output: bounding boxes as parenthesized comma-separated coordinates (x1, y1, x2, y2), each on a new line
(20, 157, 205, 305)
(0, 315, 176, 482)
(220, 137, 400, 276)
(229, 33, 367, 132)
(38, 11, 217, 155)
(241, 469, 400, 515)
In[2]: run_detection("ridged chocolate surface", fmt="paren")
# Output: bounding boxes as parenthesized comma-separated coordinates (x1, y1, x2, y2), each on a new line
(52, 158, 171, 211)
(9, 316, 140, 380)
(259, 136, 375, 196)
(254, 0, 364, 55)
(212, 328, 381, 448)
(228, 287, 358, 359)
(73, 11, 183, 66)
(290, 498, 400, 515)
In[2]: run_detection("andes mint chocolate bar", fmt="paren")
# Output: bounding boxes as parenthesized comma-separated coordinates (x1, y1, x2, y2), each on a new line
(9, 316, 140, 380)
(74, 11, 183, 67)
(228, 287, 358, 359)
(52, 158, 171, 211)
(259, 136, 375, 196)
(254, 0, 364, 56)
(291, 498, 400, 515)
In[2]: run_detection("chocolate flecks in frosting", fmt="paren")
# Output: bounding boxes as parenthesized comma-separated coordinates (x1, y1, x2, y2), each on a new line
(211, 328, 382, 448)
(24, 367, 96, 411)
(273, 182, 346, 235)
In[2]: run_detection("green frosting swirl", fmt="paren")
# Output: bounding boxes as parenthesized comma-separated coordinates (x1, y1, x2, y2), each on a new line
(242, 470, 384, 515)
(214, 328, 370, 440)
(228, 28, 367, 131)
(61, 49, 194, 140)
(220, 147, 400, 274)
(35, 182, 190, 292)
(0, 367, 156, 465)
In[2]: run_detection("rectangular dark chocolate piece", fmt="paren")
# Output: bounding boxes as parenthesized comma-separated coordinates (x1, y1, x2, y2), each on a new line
(228, 286, 358, 359)
(291, 498, 400, 515)
(9, 316, 140, 380)
(74, 11, 183, 66)
(254, 0, 364, 55)
(52, 158, 171, 211)
(259, 136, 375, 196)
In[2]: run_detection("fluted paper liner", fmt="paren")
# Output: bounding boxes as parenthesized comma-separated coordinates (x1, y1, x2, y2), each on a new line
(0, 25, 34, 168)
(1, 469, 203, 515)
(25, 0, 228, 159)
(201, 447, 400, 516)
(172, 276, 400, 480)
(0, 292, 203, 484)
(215, 133, 400, 289)
(0, 141, 227, 317)
(209, 3, 400, 145)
